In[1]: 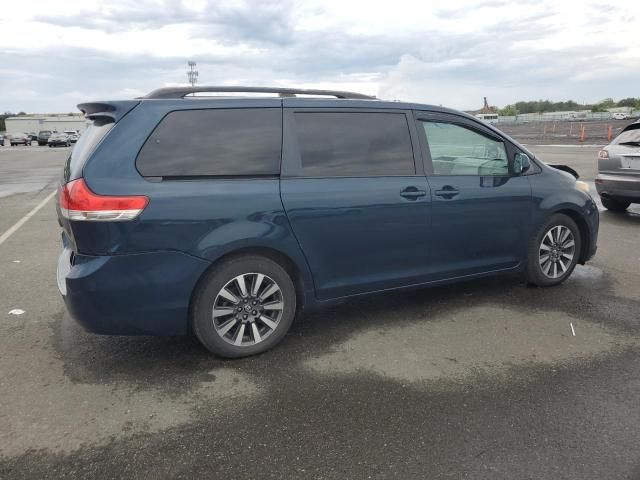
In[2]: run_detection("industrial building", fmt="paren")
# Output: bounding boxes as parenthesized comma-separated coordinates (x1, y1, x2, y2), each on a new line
(4, 114, 89, 135)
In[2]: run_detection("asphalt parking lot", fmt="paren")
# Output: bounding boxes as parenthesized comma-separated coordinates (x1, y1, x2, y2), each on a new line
(1, 144, 639, 479)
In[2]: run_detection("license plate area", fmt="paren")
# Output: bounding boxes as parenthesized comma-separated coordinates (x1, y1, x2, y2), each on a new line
(620, 156, 640, 170)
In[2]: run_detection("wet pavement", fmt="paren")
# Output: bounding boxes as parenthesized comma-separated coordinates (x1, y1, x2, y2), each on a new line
(0, 145, 639, 479)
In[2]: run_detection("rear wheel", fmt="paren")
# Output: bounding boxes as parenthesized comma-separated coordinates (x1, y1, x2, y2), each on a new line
(601, 196, 629, 212)
(191, 255, 296, 358)
(527, 214, 581, 287)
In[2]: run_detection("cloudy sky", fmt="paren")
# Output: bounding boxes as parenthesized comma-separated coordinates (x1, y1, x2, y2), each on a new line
(0, 0, 638, 113)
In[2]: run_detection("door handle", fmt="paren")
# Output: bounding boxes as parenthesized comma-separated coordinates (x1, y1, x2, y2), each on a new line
(400, 186, 427, 200)
(434, 186, 459, 199)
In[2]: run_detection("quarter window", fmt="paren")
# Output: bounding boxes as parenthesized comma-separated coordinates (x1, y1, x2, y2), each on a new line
(422, 121, 508, 176)
(291, 112, 414, 177)
(137, 108, 282, 177)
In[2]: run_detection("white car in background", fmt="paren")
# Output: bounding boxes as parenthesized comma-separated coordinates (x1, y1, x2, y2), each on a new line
(612, 112, 629, 120)
(63, 130, 80, 143)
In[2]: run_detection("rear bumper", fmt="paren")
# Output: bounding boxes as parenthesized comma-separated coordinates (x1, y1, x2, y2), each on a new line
(58, 247, 210, 336)
(596, 173, 640, 202)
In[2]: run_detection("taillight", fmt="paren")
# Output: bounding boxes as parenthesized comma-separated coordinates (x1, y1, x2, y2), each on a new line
(598, 150, 609, 160)
(59, 179, 148, 221)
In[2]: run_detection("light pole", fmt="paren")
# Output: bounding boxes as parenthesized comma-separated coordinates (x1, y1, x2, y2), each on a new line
(187, 61, 199, 87)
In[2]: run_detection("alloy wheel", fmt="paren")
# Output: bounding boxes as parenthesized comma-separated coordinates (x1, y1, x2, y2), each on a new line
(539, 225, 575, 279)
(212, 273, 284, 346)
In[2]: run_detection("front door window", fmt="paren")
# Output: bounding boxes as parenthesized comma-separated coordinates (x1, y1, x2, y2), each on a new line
(422, 122, 508, 176)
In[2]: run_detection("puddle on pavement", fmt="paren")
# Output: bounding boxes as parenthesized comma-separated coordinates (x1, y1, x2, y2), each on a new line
(0, 361, 260, 457)
(305, 305, 637, 387)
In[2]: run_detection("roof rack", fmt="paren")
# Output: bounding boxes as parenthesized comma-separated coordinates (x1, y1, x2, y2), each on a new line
(143, 86, 376, 100)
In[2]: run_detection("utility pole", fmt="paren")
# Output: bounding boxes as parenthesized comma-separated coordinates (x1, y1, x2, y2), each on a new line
(187, 61, 198, 87)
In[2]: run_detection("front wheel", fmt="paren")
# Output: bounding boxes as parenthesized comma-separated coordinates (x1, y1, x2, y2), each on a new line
(191, 255, 297, 358)
(601, 196, 629, 212)
(527, 214, 581, 287)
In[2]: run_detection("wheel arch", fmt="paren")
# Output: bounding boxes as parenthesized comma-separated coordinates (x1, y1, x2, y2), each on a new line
(552, 208, 591, 264)
(188, 246, 310, 326)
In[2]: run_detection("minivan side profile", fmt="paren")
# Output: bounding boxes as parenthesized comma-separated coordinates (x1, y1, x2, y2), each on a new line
(56, 87, 599, 357)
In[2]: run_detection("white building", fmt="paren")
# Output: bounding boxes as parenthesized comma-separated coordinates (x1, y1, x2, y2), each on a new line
(4, 114, 90, 135)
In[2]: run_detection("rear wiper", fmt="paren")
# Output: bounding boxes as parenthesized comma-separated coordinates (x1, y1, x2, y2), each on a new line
(619, 141, 640, 146)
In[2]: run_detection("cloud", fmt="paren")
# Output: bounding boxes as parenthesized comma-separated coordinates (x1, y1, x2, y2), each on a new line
(0, 0, 638, 113)
(35, 0, 297, 45)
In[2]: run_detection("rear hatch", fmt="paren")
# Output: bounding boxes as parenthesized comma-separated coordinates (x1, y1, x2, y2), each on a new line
(600, 122, 640, 174)
(56, 100, 140, 253)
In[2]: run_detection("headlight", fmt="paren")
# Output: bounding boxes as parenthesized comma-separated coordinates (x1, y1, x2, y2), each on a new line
(575, 180, 590, 194)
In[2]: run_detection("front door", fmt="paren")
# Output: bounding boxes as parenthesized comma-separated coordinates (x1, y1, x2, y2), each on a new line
(416, 113, 532, 279)
(280, 108, 432, 300)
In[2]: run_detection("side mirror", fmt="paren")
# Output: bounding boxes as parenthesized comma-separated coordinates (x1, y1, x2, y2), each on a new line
(512, 152, 531, 175)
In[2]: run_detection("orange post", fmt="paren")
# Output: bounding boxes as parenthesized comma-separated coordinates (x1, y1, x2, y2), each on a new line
(607, 125, 613, 142)
(579, 125, 586, 142)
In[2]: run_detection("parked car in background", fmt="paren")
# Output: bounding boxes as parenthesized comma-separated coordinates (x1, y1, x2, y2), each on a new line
(0, 135, 4, 146)
(596, 120, 640, 211)
(56, 86, 599, 358)
(612, 112, 629, 120)
(64, 130, 80, 143)
(37, 130, 54, 146)
(474, 113, 499, 124)
(27, 132, 38, 142)
(10, 133, 31, 146)
(48, 133, 71, 147)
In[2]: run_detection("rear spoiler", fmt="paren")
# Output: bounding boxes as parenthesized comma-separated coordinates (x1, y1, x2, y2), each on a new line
(547, 164, 579, 179)
(77, 100, 140, 123)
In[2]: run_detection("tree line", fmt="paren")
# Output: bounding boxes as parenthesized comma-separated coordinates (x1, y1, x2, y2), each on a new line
(498, 98, 640, 116)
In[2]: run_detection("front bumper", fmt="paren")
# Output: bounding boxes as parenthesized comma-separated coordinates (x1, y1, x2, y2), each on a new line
(57, 246, 211, 336)
(596, 173, 640, 202)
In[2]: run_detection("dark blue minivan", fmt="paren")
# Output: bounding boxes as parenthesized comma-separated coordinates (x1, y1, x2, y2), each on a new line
(57, 86, 599, 357)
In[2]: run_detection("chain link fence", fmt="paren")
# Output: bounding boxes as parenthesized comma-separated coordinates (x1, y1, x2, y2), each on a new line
(496, 119, 637, 145)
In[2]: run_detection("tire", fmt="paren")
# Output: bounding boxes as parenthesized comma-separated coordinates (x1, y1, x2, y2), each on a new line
(527, 214, 581, 287)
(601, 196, 629, 212)
(191, 255, 297, 358)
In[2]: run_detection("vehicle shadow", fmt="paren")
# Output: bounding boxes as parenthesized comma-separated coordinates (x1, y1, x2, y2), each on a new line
(51, 258, 636, 393)
(600, 208, 640, 224)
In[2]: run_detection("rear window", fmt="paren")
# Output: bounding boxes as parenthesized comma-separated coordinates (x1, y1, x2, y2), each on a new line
(136, 108, 282, 177)
(63, 120, 113, 182)
(290, 112, 414, 177)
(613, 124, 640, 145)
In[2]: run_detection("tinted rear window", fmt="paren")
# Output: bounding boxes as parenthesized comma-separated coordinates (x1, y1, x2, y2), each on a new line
(291, 112, 414, 177)
(136, 108, 282, 177)
(63, 121, 113, 182)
